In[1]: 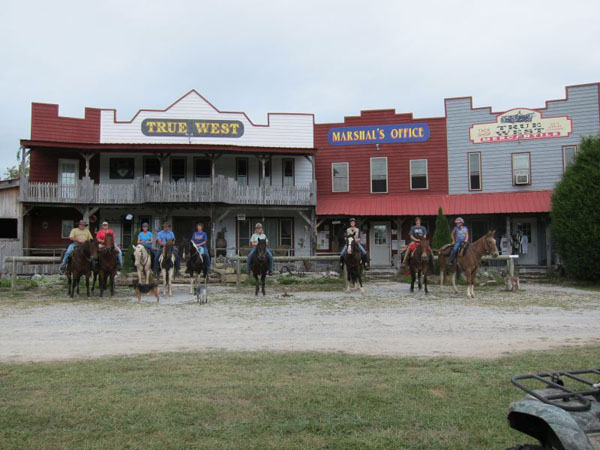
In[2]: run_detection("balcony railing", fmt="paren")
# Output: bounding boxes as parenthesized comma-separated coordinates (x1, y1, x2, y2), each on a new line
(20, 176, 316, 206)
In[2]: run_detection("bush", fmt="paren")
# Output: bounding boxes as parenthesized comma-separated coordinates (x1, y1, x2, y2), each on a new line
(431, 207, 451, 249)
(551, 136, 600, 281)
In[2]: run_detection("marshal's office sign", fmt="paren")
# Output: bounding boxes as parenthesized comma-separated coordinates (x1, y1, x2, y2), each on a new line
(141, 118, 244, 138)
(328, 123, 430, 146)
(470, 109, 572, 144)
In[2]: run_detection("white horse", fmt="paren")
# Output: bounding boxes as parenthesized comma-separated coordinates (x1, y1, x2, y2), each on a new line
(158, 240, 176, 297)
(132, 244, 152, 285)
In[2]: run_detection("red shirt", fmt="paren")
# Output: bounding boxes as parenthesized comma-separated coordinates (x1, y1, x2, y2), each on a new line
(96, 229, 114, 244)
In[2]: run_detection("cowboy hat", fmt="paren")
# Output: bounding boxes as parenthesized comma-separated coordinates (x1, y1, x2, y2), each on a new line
(255, 223, 263, 229)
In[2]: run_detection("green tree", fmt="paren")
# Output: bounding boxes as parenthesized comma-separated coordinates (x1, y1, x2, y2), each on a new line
(431, 207, 452, 249)
(551, 135, 600, 281)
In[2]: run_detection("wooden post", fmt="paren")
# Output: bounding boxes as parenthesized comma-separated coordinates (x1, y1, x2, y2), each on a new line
(236, 258, 241, 292)
(11, 258, 16, 293)
(545, 221, 552, 268)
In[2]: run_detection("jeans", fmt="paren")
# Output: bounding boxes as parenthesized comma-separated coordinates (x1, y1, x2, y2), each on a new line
(61, 242, 78, 264)
(450, 241, 463, 262)
(340, 243, 367, 257)
(197, 245, 211, 266)
(246, 247, 274, 273)
(155, 246, 180, 271)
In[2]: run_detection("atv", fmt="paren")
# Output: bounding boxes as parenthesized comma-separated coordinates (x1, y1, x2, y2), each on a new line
(507, 369, 600, 450)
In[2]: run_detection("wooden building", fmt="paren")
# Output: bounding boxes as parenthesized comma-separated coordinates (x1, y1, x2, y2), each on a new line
(0, 179, 22, 274)
(19, 91, 317, 257)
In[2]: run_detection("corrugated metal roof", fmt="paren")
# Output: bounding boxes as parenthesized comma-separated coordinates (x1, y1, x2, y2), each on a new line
(316, 190, 553, 216)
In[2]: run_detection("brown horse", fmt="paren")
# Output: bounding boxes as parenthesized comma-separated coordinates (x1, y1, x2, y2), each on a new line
(438, 230, 499, 298)
(66, 240, 98, 298)
(407, 236, 434, 294)
(93, 233, 119, 297)
(343, 234, 364, 294)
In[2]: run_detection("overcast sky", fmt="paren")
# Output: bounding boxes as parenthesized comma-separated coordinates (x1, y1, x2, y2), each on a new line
(1, 0, 599, 173)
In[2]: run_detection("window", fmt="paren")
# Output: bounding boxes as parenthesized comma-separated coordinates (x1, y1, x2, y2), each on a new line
(0, 219, 18, 239)
(259, 159, 272, 186)
(370, 157, 388, 193)
(109, 158, 135, 179)
(512, 153, 531, 185)
(171, 157, 186, 182)
(410, 159, 428, 190)
(144, 157, 161, 177)
(122, 216, 133, 247)
(236, 158, 249, 185)
(61, 220, 74, 239)
(332, 162, 349, 192)
(194, 158, 211, 180)
(283, 159, 295, 187)
(237, 218, 294, 252)
(468, 152, 482, 191)
(279, 219, 293, 248)
(563, 145, 578, 171)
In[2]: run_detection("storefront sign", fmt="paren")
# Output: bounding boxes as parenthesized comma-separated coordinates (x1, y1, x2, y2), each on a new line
(328, 123, 430, 146)
(470, 109, 572, 144)
(141, 119, 244, 138)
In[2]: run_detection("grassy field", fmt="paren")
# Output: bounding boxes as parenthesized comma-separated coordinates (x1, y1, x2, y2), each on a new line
(1, 346, 598, 449)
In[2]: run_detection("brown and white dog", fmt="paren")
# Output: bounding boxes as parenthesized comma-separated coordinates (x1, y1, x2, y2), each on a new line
(132, 281, 160, 303)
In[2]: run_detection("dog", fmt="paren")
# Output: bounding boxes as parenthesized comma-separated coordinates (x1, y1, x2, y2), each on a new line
(195, 284, 207, 304)
(133, 281, 160, 303)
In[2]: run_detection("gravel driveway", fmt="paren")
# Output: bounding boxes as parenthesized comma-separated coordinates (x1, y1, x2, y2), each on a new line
(1, 281, 598, 362)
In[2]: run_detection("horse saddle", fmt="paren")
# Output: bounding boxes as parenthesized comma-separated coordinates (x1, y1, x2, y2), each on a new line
(458, 242, 469, 256)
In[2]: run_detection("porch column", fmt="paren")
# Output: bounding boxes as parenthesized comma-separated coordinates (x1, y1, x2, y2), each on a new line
(158, 153, 168, 184)
(505, 216, 511, 253)
(82, 152, 94, 178)
(19, 147, 29, 180)
(545, 219, 552, 268)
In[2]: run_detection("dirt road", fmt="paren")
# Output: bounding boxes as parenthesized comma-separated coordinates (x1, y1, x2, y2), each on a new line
(1, 281, 598, 362)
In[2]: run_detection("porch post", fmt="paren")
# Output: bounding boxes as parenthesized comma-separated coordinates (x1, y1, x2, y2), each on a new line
(545, 219, 552, 268)
(19, 147, 29, 180)
(505, 216, 511, 253)
(82, 152, 93, 178)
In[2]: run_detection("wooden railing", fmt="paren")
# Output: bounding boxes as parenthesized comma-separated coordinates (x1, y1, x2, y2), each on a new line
(19, 176, 317, 206)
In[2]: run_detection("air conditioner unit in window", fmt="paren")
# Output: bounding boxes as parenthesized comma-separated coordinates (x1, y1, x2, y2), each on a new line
(514, 173, 530, 185)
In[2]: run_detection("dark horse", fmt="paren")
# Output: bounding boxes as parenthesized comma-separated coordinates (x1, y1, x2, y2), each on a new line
(438, 230, 499, 298)
(343, 234, 364, 294)
(93, 233, 118, 297)
(186, 242, 209, 303)
(249, 238, 268, 296)
(159, 239, 176, 297)
(66, 240, 98, 298)
(407, 236, 434, 294)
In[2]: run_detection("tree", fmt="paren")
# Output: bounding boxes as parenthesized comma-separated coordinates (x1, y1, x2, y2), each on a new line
(431, 207, 452, 250)
(551, 135, 600, 281)
(2, 148, 29, 180)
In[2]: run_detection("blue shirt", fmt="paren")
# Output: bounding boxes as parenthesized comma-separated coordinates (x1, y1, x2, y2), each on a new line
(192, 231, 207, 247)
(138, 231, 153, 248)
(157, 230, 175, 246)
(453, 226, 469, 243)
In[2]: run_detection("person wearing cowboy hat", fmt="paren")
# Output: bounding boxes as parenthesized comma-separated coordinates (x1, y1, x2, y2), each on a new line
(246, 222, 274, 275)
(154, 221, 180, 275)
(339, 218, 368, 269)
(450, 217, 469, 264)
(59, 219, 93, 273)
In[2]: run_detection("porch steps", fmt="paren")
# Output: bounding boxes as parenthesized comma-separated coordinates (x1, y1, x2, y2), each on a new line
(365, 268, 398, 281)
(517, 265, 549, 280)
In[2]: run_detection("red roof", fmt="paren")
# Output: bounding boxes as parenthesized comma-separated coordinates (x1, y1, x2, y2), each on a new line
(316, 190, 553, 216)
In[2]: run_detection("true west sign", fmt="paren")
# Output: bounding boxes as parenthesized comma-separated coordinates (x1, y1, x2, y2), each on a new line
(141, 119, 244, 138)
(328, 123, 430, 146)
(469, 109, 572, 144)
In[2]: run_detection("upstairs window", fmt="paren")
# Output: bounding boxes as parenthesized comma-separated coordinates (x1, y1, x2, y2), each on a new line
(563, 145, 578, 171)
(110, 158, 135, 179)
(468, 152, 482, 191)
(410, 159, 428, 190)
(236, 158, 249, 186)
(512, 153, 531, 186)
(370, 157, 388, 193)
(283, 159, 295, 187)
(143, 157, 161, 178)
(332, 162, 349, 192)
(194, 158, 211, 180)
(171, 157, 186, 182)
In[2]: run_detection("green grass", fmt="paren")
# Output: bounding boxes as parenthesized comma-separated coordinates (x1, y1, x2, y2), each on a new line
(1, 346, 598, 449)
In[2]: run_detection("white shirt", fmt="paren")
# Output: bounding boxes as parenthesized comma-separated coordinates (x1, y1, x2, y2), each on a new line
(250, 233, 268, 245)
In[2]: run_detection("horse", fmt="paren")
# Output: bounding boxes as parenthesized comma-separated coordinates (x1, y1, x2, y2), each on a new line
(133, 244, 153, 285)
(249, 238, 268, 296)
(186, 241, 209, 303)
(159, 239, 176, 297)
(407, 236, 434, 294)
(438, 230, 499, 299)
(66, 240, 98, 298)
(93, 233, 119, 297)
(343, 234, 364, 294)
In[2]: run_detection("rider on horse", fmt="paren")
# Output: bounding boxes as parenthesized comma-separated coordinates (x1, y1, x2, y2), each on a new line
(450, 217, 469, 264)
(246, 223, 274, 276)
(339, 218, 368, 270)
(191, 222, 210, 267)
(137, 222, 155, 271)
(59, 219, 93, 273)
(154, 221, 181, 275)
(401, 216, 428, 267)
(96, 221, 123, 270)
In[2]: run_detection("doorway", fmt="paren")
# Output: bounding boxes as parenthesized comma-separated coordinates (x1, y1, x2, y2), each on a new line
(58, 159, 79, 199)
(172, 216, 211, 260)
(513, 218, 537, 265)
(369, 221, 391, 267)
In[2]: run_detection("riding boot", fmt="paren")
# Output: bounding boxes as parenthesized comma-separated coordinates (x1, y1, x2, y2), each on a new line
(339, 254, 344, 267)
(362, 254, 369, 270)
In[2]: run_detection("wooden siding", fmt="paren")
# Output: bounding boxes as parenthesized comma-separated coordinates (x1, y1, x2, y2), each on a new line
(31, 103, 101, 143)
(29, 150, 100, 183)
(29, 207, 82, 248)
(445, 84, 600, 194)
(315, 110, 448, 202)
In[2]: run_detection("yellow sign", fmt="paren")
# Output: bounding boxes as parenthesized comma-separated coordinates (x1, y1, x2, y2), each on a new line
(469, 109, 572, 144)
(141, 119, 244, 138)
